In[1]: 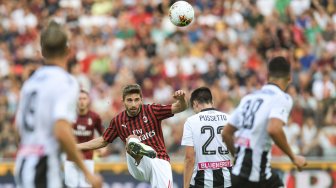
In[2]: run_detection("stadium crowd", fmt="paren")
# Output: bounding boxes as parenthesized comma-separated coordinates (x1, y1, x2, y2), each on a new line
(0, 0, 336, 161)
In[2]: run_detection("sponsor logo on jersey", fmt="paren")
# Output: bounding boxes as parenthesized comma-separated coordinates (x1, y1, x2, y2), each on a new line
(132, 128, 155, 141)
(198, 160, 231, 170)
(74, 125, 92, 136)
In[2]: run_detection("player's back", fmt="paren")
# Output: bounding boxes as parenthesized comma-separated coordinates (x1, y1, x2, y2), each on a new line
(15, 66, 79, 188)
(229, 84, 293, 182)
(183, 108, 231, 187)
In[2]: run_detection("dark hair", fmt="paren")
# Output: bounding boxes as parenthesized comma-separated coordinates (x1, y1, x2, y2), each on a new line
(122, 84, 142, 100)
(80, 89, 89, 96)
(268, 56, 291, 78)
(40, 20, 68, 59)
(190, 87, 212, 106)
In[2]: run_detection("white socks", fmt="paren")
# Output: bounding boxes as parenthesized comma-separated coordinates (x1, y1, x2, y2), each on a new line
(128, 137, 140, 144)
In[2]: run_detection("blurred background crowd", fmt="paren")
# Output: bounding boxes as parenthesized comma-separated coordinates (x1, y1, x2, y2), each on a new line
(0, 0, 336, 161)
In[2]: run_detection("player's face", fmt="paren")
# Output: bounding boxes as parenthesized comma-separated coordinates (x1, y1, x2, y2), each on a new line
(124, 93, 142, 117)
(78, 92, 90, 111)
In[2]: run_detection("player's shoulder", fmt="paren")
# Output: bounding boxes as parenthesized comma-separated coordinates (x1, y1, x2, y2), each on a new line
(186, 112, 200, 122)
(143, 104, 151, 109)
(39, 66, 78, 88)
(110, 110, 125, 122)
(88, 110, 101, 119)
(279, 93, 293, 107)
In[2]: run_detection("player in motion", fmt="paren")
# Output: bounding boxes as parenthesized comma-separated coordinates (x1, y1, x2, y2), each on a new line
(222, 56, 307, 188)
(64, 90, 104, 188)
(182, 87, 232, 188)
(14, 21, 102, 188)
(78, 84, 188, 187)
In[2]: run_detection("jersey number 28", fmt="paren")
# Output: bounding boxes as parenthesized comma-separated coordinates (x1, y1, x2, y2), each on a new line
(241, 99, 263, 129)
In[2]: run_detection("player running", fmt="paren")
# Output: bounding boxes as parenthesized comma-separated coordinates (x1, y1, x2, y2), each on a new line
(181, 87, 232, 188)
(222, 56, 307, 188)
(78, 84, 188, 187)
(14, 21, 102, 188)
(64, 90, 104, 188)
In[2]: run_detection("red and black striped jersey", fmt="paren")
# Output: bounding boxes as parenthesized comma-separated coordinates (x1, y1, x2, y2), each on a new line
(103, 104, 174, 161)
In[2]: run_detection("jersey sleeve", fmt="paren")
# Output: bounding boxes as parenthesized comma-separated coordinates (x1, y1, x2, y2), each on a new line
(94, 114, 104, 135)
(269, 94, 293, 124)
(52, 79, 79, 124)
(102, 119, 118, 143)
(151, 104, 174, 121)
(181, 119, 194, 146)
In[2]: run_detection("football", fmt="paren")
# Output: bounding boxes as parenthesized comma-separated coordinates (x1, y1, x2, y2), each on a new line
(169, 1, 194, 27)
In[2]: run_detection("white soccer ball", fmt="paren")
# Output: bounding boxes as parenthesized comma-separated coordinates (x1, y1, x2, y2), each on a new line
(169, 1, 194, 27)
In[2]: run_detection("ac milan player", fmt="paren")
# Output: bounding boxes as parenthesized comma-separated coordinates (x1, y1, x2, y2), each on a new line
(78, 84, 188, 187)
(64, 90, 104, 188)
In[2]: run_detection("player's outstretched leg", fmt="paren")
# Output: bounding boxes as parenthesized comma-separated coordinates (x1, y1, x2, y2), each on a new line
(126, 135, 157, 159)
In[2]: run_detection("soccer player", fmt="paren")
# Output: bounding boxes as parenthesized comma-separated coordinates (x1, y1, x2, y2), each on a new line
(78, 84, 188, 187)
(14, 21, 102, 188)
(222, 56, 307, 188)
(181, 87, 232, 188)
(64, 90, 104, 188)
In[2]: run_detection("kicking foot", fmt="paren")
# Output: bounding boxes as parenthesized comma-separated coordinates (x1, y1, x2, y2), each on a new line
(128, 142, 157, 159)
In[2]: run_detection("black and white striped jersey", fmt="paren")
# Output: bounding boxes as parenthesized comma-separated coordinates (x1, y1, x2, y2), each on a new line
(182, 108, 232, 187)
(229, 84, 293, 182)
(15, 66, 79, 188)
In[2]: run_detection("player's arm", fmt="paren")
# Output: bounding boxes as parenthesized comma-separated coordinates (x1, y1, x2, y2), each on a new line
(172, 90, 188, 114)
(77, 136, 108, 151)
(267, 118, 306, 170)
(222, 124, 238, 156)
(54, 120, 102, 187)
(183, 146, 195, 188)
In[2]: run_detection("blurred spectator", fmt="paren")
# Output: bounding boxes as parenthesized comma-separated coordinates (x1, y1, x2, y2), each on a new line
(301, 114, 323, 156)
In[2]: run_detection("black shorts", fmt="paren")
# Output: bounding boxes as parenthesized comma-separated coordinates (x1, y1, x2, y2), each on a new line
(231, 171, 284, 188)
(190, 185, 232, 188)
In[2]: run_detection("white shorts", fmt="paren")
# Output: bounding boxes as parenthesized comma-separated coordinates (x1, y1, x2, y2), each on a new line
(126, 153, 173, 188)
(64, 160, 94, 188)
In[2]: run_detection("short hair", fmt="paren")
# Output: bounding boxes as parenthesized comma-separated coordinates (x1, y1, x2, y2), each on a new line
(80, 89, 89, 96)
(190, 87, 212, 106)
(40, 20, 68, 59)
(122, 84, 142, 100)
(268, 56, 291, 78)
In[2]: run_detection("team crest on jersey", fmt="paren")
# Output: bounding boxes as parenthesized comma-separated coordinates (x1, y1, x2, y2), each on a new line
(143, 115, 148, 123)
(88, 118, 92, 126)
(122, 123, 127, 128)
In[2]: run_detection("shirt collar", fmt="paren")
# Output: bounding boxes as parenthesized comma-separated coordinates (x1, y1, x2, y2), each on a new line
(200, 108, 216, 112)
(262, 83, 283, 94)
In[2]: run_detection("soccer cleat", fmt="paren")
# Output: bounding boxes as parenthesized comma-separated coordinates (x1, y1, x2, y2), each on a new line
(128, 142, 157, 159)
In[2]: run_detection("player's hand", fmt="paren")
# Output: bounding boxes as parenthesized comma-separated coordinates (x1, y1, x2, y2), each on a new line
(86, 173, 103, 188)
(292, 155, 307, 171)
(173, 90, 186, 100)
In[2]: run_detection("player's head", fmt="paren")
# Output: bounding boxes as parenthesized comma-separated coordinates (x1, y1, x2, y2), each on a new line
(78, 90, 90, 114)
(190, 87, 213, 113)
(267, 56, 291, 90)
(122, 84, 143, 117)
(40, 20, 69, 61)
